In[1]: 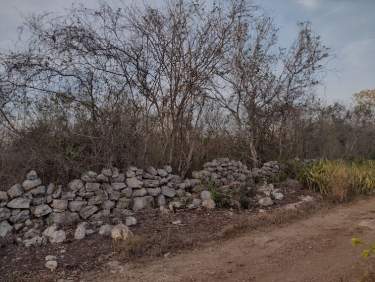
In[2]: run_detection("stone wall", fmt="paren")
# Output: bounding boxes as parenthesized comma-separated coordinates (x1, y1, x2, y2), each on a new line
(0, 159, 283, 246)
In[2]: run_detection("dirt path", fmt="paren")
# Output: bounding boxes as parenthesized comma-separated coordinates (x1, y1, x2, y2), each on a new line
(88, 197, 375, 282)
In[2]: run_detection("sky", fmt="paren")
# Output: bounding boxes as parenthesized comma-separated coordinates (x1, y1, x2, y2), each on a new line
(0, 0, 373, 104)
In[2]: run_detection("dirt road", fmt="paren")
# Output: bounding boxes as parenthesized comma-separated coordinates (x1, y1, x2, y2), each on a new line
(89, 197, 375, 282)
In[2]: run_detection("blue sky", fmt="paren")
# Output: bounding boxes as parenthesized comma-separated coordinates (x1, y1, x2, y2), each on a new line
(0, 0, 373, 104)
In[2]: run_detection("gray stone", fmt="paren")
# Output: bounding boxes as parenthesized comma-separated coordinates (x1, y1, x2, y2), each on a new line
(200, 190, 212, 201)
(143, 180, 160, 188)
(126, 170, 135, 178)
(68, 179, 84, 191)
(52, 200, 68, 212)
(79, 205, 99, 219)
(45, 260, 58, 271)
(9, 210, 30, 223)
(111, 183, 126, 191)
(46, 183, 55, 195)
(157, 195, 166, 207)
(102, 200, 115, 210)
(96, 174, 109, 182)
(164, 165, 173, 174)
(74, 222, 87, 240)
(33, 204, 52, 217)
(29, 186, 46, 196)
(272, 192, 284, 201)
(0, 208, 11, 221)
(168, 201, 183, 210)
(109, 190, 121, 201)
(61, 191, 76, 200)
(125, 216, 137, 226)
(99, 224, 113, 236)
(43, 224, 66, 244)
(52, 186, 62, 199)
(146, 166, 158, 176)
(68, 200, 87, 212)
(132, 196, 153, 211)
(22, 178, 42, 191)
(24, 236, 45, 247)
(31, 197, 46, 206)
(147, 187, 161, 196)
(132, 188, 147, 197)
(100, 168, 111, 177)
(126, 177, 143, 189)
(112, 173, 125, 183)
(85, 182, 101, 192)
(157, 169, 168, 177)
(7, 184, 23, 199)
(0, 221, 12, 237)
(120, 187, 132, 198)
(7, 197, 31, 209)
(258, 197, 274, 207)
(88, 195, 106, 206)
(161, 186, 176, 198)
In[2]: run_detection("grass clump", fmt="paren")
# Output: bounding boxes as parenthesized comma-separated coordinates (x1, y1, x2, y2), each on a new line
(300, 160, 375, 201)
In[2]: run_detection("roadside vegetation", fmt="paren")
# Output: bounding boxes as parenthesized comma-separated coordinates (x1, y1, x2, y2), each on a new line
(299, 160, 375, 202)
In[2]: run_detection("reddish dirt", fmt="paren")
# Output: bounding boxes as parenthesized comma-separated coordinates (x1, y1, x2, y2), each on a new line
(87, 197, 375, 282)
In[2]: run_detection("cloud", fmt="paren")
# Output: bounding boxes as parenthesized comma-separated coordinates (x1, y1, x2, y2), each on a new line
(295, 0, 320, 9)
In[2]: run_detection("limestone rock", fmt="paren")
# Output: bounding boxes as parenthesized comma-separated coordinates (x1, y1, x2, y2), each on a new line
(79, 205, 99, 219)
(68, 201, 87, 212)
(258, 197, 274, 207)
(74, 222, 87, 240)
(125, 216, 137, 226)
(22, 178, 42, 191)
(33, 204, 52, 217)
(161, 186, 176, 198)
(126, 178, 143, 189)
(7, 184, 23, 199)
(7, 197, 31, 209)
(0, 208, 11, 221)
(0, 221, 13, 237)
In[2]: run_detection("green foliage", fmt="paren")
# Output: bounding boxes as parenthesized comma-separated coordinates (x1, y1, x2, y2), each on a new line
(299, 160, 375, 201)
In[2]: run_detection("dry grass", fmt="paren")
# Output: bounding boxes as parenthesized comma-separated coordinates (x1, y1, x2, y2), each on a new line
(300, 160, 375, 202)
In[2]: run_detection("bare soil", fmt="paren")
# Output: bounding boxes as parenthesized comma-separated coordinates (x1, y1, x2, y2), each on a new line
(3, 189, 375, 282)
(88, 197, 375, 282)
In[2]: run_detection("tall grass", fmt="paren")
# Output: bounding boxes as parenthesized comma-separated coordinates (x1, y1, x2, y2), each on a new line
(299, 160, 375, 201)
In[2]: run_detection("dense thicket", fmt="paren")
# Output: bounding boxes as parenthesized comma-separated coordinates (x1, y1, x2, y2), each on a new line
(0, 0, 372, 187)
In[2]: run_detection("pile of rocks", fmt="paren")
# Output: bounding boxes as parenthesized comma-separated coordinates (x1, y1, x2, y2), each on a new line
(252, 161, 282, 181)
(191, 158, 252, 186)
